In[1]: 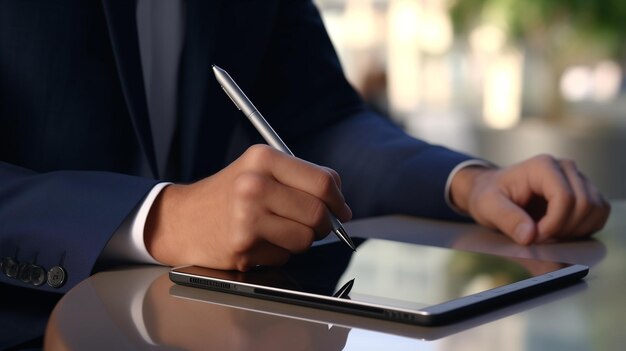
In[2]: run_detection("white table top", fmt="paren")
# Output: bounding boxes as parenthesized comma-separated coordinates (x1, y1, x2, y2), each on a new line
(45, 202, 626, 350)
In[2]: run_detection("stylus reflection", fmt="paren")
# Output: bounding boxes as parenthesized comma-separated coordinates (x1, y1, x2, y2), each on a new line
(333, 278, 355, 299)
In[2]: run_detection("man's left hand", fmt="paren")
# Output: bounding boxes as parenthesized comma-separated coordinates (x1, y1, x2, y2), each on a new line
(449, 154, 611, 245)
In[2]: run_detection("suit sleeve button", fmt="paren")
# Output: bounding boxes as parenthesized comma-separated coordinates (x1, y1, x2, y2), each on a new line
(47, 266, 67, 289)
(17, 262, 32, 284)
(2, 257, 19, 278)
(29, 265, 46, 286)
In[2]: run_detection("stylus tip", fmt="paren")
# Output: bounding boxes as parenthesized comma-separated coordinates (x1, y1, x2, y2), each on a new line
(335, 227, 357, 251)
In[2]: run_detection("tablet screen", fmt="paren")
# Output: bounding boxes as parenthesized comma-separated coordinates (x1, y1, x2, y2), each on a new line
(172, 238, 572, 312)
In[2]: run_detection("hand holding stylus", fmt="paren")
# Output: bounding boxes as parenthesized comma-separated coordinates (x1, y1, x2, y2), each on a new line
(212, 65, 357, 251)
(142, 65, 355, 270)
(144, 144, 352, 271)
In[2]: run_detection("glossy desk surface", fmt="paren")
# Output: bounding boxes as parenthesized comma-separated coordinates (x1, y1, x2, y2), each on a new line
(45, 202, 626, 350)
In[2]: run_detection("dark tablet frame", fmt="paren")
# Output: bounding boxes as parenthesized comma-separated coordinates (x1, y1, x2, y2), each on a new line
(169, 239, 588, 326)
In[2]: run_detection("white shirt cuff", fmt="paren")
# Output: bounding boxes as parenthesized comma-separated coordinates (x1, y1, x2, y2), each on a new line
(100, 182, 172, 265)
(444, 159, 494, 215)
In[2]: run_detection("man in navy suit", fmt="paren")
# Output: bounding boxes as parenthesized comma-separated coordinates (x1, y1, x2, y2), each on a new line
(0, 0, 610, 348)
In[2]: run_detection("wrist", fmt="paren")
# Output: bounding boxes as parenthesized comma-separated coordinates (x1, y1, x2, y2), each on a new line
(449, 166, 494, 213)
(144, 184, 185, 265)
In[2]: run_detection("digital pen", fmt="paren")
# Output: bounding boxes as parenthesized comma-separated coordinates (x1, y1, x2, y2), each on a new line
(212, 64, 356, 251)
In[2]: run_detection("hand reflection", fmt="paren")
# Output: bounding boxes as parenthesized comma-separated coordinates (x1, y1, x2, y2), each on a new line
(451, 226, 606, 267)
(143, 275, 350, 351)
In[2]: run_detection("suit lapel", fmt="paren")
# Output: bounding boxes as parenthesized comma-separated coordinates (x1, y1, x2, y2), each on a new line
(101, 0, 272, 182)
(102, 0, 159, 178)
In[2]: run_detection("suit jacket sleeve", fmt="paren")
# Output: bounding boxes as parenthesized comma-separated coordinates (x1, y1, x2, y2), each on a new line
(0, 161, 160, 293)
(249, 0, 473, 220)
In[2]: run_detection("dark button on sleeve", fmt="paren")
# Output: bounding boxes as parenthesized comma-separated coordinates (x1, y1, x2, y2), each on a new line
(2, 257, 19, 278)
(29, 265, 47, 286)
(47, 266, 67, 289)
(17, 262, 33, 284)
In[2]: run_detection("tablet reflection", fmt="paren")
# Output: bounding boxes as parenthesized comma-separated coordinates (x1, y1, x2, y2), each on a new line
(144, 274, 350, 351)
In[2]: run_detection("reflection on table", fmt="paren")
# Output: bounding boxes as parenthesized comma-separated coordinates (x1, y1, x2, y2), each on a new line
(45, 202, 626, 351)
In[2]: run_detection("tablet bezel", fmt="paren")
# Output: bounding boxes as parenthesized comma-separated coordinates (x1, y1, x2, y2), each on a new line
(169, 240, 588, 326)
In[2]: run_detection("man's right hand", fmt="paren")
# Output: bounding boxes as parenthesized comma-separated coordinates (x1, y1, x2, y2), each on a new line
(144, 145, 352, 271)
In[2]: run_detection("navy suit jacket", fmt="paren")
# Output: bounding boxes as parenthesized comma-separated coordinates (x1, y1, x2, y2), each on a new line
(0, 0, 471, 347)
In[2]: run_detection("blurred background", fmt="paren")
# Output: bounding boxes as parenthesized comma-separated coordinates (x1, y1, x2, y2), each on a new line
(313, 0, 626, 199)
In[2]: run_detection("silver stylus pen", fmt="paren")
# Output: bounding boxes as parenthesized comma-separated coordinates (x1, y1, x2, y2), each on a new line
(212, 65, 356, 251)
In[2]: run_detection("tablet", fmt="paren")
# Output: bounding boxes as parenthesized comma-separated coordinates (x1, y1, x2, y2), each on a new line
(169, 238, 588, 325)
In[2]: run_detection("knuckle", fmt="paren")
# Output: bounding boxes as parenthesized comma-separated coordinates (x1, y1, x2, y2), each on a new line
(233, 173, 268, 200)
(244, 144, 275, 167)
(247, 144, 273, 156)
(561, 158, 577, 168)
(324, 167, 341, 184)
(559, 188, 576, 205)
(316, 171, 335, 195)
(554, 194, 576, 218)
(532, 154, 556, 167)
(577, 197, 592, 215)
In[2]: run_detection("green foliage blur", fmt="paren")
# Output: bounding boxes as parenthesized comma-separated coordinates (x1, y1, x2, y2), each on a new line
(450, 0, 626, 60)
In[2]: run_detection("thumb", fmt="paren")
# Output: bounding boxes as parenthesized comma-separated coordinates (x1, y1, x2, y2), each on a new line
(476, 193, 538, 245)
